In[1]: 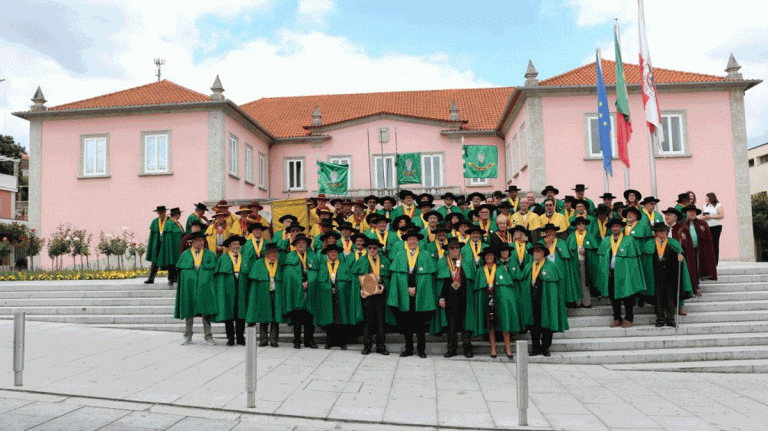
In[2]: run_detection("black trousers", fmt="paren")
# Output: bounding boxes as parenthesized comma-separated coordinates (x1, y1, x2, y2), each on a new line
(401, 298, 431, 353)
(710, 225, 722, 265)
(146, 262, 159, 282)
(290, 310, 315, 345)
(260, 322, 279, 343)
(225, 319, 245, 342)
(167, 265, 178, 284)
(529, 326, 553, 351)
(362, 293, 386, 348)
(445, 298, 472, 353)
(324, 324, 347, 347)
(609, 269, 634, 322)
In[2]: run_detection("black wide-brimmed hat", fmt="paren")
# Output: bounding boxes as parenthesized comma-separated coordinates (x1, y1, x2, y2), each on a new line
(651, 222, 670, 232)
(676, 193, 690, 203)
(194, 202, 208, 211)
(507, 185, 522, 192)
(594, 204, 611, 215)
(399, 189, 417, 200)
(570, 216, 591, 227)
(188, 231, 208, 241)
(417, 193, 434, 203)
(623, 189, 642, 201)
(319, 231, 341, 242)
(492, 190, 505, 198)
(248, 222, 268, 232)
(322, 244, 344, 255)
(392, 214, 412, 227)
(572, 184, 588, 192)
(189, 220, 207, 230)
(287, 224, 305, 232)
(337, 222, 356, 232)
(170, 207, 182, 216)
(467, 192, 486, 202)
(444, 237, 465, 249)
(401, 230, 424, 241)
(153, 205, 167, 213)
(622, 206, 642, 219)
(540, 223, 559, 233)
(541, 185, 559, 195)
(465, 226, 486, 236)
(291, 234, 311, 246)
(598, 193, 616, 200)
(475, 204, 496, 214)
(433, 223, 450, 234)
(365, 239, 384, 249)
(264, 243, 281, 253)
(527, 243, 550, 257)
(605, 218, 627, 228)
(572, 199, 588, 209)
(511, 225, 531, 237)
(563, 195, 575, 203)
(478, 248, 498, 260)
(682, 204, 702, 215)
(351, 233, 369, 243)
(380, 196, 397, 206)
(455, 219, 474, 229)
(440, 192, 458, 200)
(417, 200, 435, 209)
(223, 235, 246, 247)
(424, 210, 443, 221)
(279, 214, 298, 224)
(662, 207, 683, 219)
(364, 195, 380, 204)
(640, 196, 660, 205)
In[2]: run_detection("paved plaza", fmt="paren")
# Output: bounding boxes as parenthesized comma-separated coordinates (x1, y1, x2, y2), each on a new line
(0, 321, 766, 430)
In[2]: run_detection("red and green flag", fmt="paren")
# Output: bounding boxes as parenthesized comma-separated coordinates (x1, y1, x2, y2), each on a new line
(614, 22, 633, 168)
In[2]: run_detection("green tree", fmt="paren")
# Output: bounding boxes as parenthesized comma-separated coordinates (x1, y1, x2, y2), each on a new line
(0, 135, 26, 178)
(753, 192, 768, 262)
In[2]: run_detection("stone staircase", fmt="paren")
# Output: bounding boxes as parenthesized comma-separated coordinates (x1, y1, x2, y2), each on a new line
(0, 263, 767, 372)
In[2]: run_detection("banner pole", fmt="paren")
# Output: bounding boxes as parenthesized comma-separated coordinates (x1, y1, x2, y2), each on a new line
(648, 132, 659, 197)
(379, 129, 386, 190)
(623, 166, 630, 190)
(604, 170, 610, 193)
(394, 127, 400, 195)
(366, 129, 373, 193)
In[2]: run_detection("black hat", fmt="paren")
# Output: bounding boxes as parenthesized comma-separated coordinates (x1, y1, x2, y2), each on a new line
(364, 195, 380, 204)
(605, 218, 626, 228)
(613, 202, 625, 211)
(417, 193, 434, 203)
(623, 189, 642, 201)
(492, 190, 504, 198)
(365, 212, 380, 225)
(319, 231, 341, 242)
(563, 195, 575, 203)
(651, 222, 670, 232)
(572, 184, 588, 192)
(511, 225, 531, 237)
(677, 193, 691, 203)
(445, 237, 465, 249)
(189, 220, 207, 230)
(194, 202, 208, 211)
(507, 185, 521, 192)
(446, 212, 464, 222)
(475, 204, 496, 214)
(365, 239, 384, 248)
(153, 205, 167, 213)
(540, 223, 559, 233)
(188, 231, 208, 241)
(291, 234, 311, 246)
(598, 193, 616, 200)
(496, 244, 515, 254)
(279, 214, 298, 224)
(640, 196, 660, 206)
(622, 206, 642, 219)
(248, 222, 268, 232)
(467, 192, 486, 202)
(391, 215, 411, 229)
(455, 219, 474, 230)
(401, 230, 424, 241)
(496, 201, 513, 209)
(527, 243, 550, 257)
(424, 210, 443, 222)
(478, 248, 498, 260)
(351, 233, 369, 244)
(330, 198, 344, 206)
(417, 200, 435, 209)
(319, 219, 335, 228)
(662, 207, 682, 219)
(264, 243, 281, 253)
(682, 204, 702, 215)
(595, 204, 611, 215)
(380, 196, 397, 206)
(570, 216, 591, 227)
(170, 207, 182, 216)
(465, 226, 486, 236)
(287, 224, 306, 232)
(371, 215, 391, 225)
(337, 222, 356, 232)
(456, 195, 467, 204)
(433, 223, 450, 234)
(223, 235, 246, 247)
(572, 199, 588, 209)
(541, 185, 559, 195)
(440, 192, 458, 200)
(322, 244, 344, 255)
(399, 190, 416, 200)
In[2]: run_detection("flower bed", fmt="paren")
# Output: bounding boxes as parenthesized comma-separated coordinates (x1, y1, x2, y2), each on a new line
(0, 270, 166, 281)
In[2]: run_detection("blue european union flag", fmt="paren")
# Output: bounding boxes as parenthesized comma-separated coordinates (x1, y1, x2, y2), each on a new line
(596, 53, 613, 176)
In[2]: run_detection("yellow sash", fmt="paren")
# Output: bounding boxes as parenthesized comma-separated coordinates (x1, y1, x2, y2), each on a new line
(376, 229, 389, 246)
(611, 233, 624, 255)
(436, 240, 446, 258)
(355, 249, 367, 261)
(297, 251, 307, 271)
(656, 237, 668, 258)
(478, 219, 490, 233)
(368, 255, 380, 276)
(405, 244, 419, 270)
(157, 216, 167, 233)
(515, 241, 526, 262)
(643, 208, 656, 223)
(402, 205, 415, 218)
(192, 248, 203, 268)
(597, 219, 607, 237)
(484, 264, 497, 287)
(532, 259, 544, 282)
(251, 237, 264, 257)
(564, 209, 574, 219)
(229, 251, 242, 273)
(547, 238, 558, 256)
(575, 230, 586, 247)
(327, 259, 339, 282)
(470, 241, 482, 261)
(342, 238, 354, 254)
(508, 197, 519, 210)
(265, 259, 278, 278)
(625, 222, 636, 236)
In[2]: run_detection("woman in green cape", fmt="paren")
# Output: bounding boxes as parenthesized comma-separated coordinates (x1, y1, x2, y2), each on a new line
(522, 243, 567, 357)
(387, 230, 437, 358)
(539, 223, 582, 306)
(496, 244, 528, 335)
(282, 234, 319, 349)
(247, 243, 285, 347)
(315, 244, 362, 349)
(175, 231, 218, 346)
(213, 235, 249, 346)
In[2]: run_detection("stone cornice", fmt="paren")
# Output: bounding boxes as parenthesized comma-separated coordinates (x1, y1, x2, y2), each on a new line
(302, 112, 466, 134)
(520, 79, 762, 96)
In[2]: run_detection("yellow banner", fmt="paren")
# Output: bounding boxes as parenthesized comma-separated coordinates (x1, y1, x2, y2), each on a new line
(270, 198, 309, 231)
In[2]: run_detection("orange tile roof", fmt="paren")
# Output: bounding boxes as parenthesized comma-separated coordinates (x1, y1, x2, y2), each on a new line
(240, 87, 515, 138)
(49, 80, 209, 111)
(541, 59, 725, 86)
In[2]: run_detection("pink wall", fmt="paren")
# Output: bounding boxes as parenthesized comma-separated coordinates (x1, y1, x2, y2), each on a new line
(269, 118, 507, 199)
(0, 190, 12, 219)
(504, 99, 531, 191)
(40, 110, 211, 260)
(539, 89, 740, 259)
(224, 116, 270, 201)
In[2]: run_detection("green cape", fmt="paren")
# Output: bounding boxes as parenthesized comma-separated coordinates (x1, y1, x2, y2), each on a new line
(313, 259, 363, 326)
(640, 238, 694, 300)
(386, 247, 438, 313)
(466, 264, 522, 334)
(174, 248, 217, 319)
(352, 254, 396, 326)
(246, 258, 286, 323)
(185, 213, 201, 235)
(146, 217, 165, 263)
(596, 235, 647, 299)
(566, 231, 600, 289)
(282, 250, 319, 316)
(241, 237, 272, 267)
(521, 259, 569, 332)
(538, 239, 582, 304)
(158, 219, 184, 269)
(213, 253, 250, 322)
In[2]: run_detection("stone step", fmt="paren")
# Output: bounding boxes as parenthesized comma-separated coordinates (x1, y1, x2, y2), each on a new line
(687, 290, 768, 302)
(0, 314, 179, 324)
(0, 290, 176, 299)
(0, 306, 172, 316)
(0, 297, 175, 307)
(566, 310, 768, 327)
(528, 345, 768, 364)
(698, 281, 768, 292)
(550, 332, 768, 352)
(604, 359, 768, 373)
(565, 300, 768, 316)
(0, 279, 166, 292)
(712, 274, 768, 283)
(715, 264, 768, 276)
(554, 320, 768, 339)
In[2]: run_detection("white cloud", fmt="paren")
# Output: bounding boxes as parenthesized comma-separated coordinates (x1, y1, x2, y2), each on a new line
(567, 0, 768, 146)
(297, 0, 335, 25)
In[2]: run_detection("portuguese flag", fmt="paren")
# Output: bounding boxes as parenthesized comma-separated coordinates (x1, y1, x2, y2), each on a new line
(614, 22, 632, 168)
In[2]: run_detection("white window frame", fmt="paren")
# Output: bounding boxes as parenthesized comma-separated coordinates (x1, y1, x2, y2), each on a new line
(422, 153, 444, 188)
(657, 112, 688, 156)
(229, 135, 239, 177)
(519, 123, 528, 168)
(244, 145, 254, 184)
(585, 113, 618, 159)
(373, 154, 396, 190)
(285, 158, 305, 191)
(80, 134, 109, 178)
(468, 177, 490, 186)
(140, 131, 171, 175)
(328, 156, 352, 191)
(258, 152, 267, 189)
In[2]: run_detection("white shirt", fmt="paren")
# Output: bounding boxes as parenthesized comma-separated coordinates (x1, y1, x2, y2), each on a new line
(702, 203, 722, 227)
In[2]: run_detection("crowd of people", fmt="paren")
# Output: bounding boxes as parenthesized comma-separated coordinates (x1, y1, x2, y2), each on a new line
(143, 184, 722, 359)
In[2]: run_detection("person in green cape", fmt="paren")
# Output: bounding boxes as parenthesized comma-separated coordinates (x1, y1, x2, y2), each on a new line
(640, 196, 663, 228)
(346, 233, 369, 266)
(186, 202, 209, 234)
(391, 190, 418, 221)
(437, 192, 460, 218)
(468, 249, 520, 359)
(642, 222, 693, 327)
(510, 226, 532, 271)
(496, 244, 527, 335)
(247, 243, 284, 347)
(437, 237, 474, 358)
(315, 244, 362, 349)
(377, 196, 397, 220)
(158, 207, 185, 286)
(572, 184, 595, 214)
(283, 234, 318, 349)
(523, 243, 567, 357)
(474, 204, 497, 242)
(566, 216, 599, 308)
(175, 231, 218, 346)
(411, 200, 434, 229)
(353, 239, 392, 355)
(597, 218, 646, 328)
(312, 219, 336, 252)
(241, 222, 270, 266)
(387, 230, 437, 358)
(214, 235, 249, 346)
(425, 224, 449, 260)
(593, 204, 611, 240)
(317, 231, 340, 260)
(145, 205, 168, 284)
(568, 199, 596, 234)
(461, 226, 487, 269)
(419, 210, 443, 244)
(366, 215, 398, 259)
(539, 223, 582, 307)
(273, 214, 298, 251)
(622, 206, 652, 249)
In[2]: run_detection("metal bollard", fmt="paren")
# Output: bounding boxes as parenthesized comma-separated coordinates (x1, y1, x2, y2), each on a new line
(515, 340, 528, 426)
(14, 312, 25, 387)
(245, 325, 257, 408)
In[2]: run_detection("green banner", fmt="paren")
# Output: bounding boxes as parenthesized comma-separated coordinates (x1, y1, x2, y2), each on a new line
(463, 145, 498, 178)
(396, 153, 422, 185)
(317, 161, 349, 194)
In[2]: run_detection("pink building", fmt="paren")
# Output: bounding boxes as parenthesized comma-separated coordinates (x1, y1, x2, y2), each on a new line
(13, 57, 760, 263)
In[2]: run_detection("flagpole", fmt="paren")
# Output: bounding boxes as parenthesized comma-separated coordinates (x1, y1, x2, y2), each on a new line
(648, 132, 659, 197)
(366, 128, 373, 193)
(378, 129, 386, 191)
(638, 0, 661, 198)
(604, 170, 610, 193)
(394, 127, 400, 196)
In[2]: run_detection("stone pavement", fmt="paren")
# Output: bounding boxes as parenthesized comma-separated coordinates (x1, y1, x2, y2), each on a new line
(1, 321, 767, 430)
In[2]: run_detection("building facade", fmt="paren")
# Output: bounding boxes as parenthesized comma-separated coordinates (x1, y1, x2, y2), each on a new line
(13, 57, 760, 262)
(749, 142, 768, 195)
